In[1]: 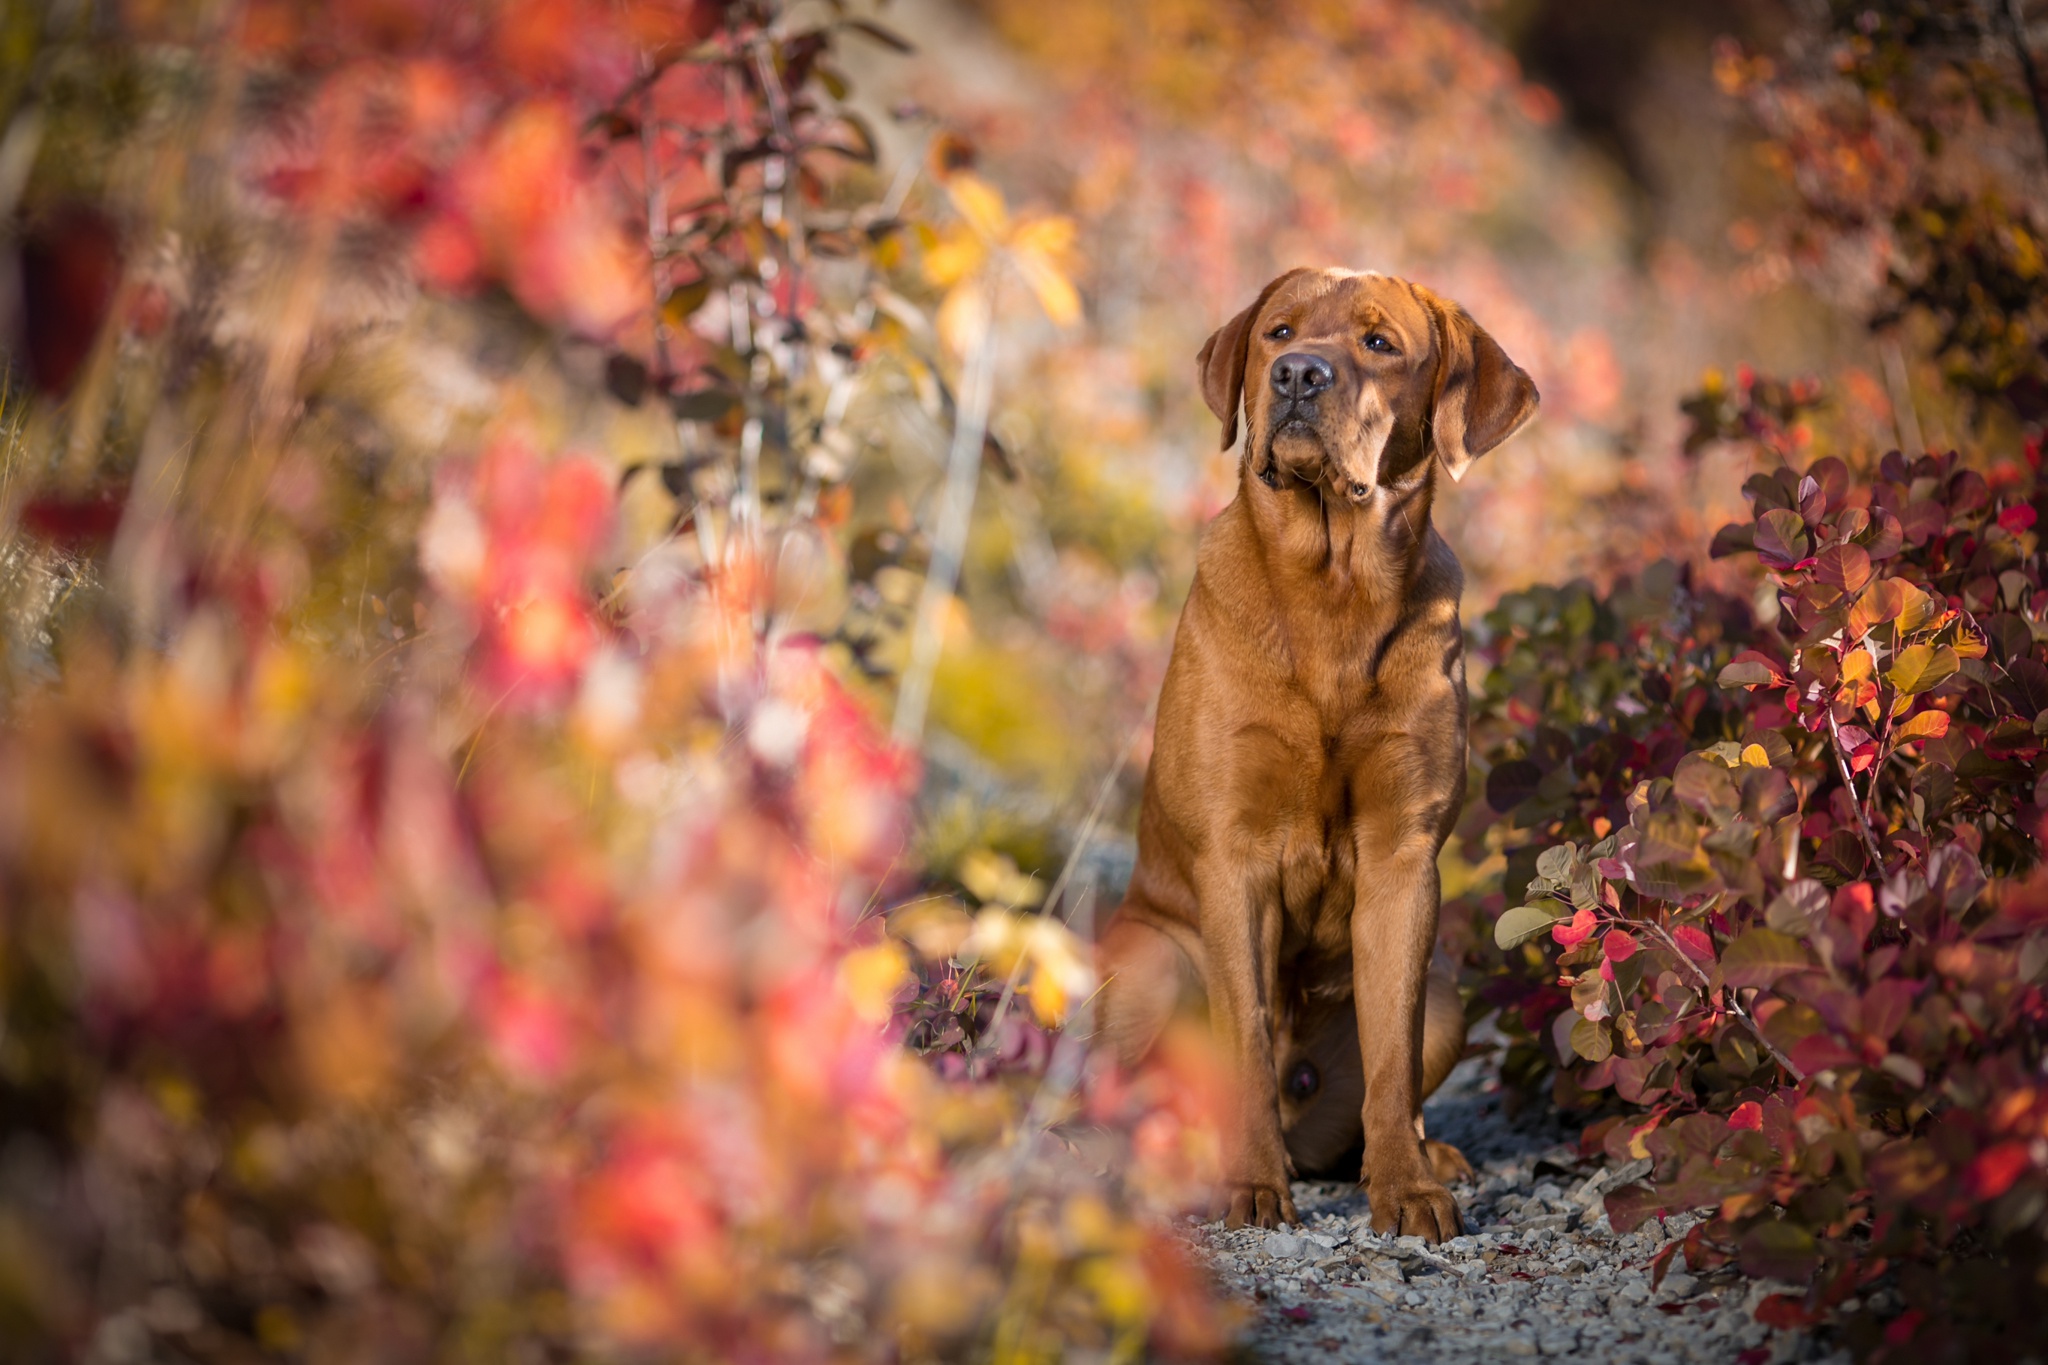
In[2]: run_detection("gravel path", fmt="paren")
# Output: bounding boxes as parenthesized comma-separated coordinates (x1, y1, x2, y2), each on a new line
(1180, 1047, 1866, 1364)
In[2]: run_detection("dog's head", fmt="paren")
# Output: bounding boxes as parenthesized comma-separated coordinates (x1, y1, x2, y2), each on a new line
(1196, 268, 1538, 502)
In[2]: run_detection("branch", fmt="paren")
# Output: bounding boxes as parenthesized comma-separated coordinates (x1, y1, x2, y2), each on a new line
(1862, 689, 1897, 831)
(891, 288, 995, 745)
(1643, 918, 1808, 1084)
(1826, 707, 1889, 872)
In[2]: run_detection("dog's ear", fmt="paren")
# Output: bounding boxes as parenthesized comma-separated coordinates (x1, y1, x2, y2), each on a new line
(1415, 286, 1539, 481)
(1196, 269, 1308, 451)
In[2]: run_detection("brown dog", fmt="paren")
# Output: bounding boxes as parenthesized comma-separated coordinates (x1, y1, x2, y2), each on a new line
(1098, 268, 1537, 1239)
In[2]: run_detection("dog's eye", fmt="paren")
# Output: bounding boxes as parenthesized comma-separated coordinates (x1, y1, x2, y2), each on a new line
(1363, 332, 1396, 354)
(1267, 324, 1293, 341)
(1284, 1060, 1320, 1101)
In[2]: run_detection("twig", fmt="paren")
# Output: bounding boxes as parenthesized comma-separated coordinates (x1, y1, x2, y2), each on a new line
(891, 287, 995, 745)
(971, 728, 1140, 1060)
(1877, 333, 1925, 458)
(639, 53, 673, 380)
(1642, 918, 1807, 1083)
(1999, 0, 2048, 165)
(1862, 692, 1897, 832)
(1825, 708, 1889, 871)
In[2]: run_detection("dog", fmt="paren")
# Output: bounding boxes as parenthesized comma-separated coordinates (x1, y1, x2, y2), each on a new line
(1097, 267, 1538, 1239)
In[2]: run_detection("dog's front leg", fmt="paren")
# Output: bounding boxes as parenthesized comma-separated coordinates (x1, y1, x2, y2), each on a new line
(1196, 855, 1297, 1229)
(1350, 840, 1462, 1242)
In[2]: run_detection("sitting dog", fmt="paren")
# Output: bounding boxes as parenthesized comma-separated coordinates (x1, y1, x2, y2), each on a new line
(1098, 268, 1538, 1238)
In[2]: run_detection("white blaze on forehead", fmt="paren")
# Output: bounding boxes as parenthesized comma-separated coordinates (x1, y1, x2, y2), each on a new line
(1265, 268, 1405, 328)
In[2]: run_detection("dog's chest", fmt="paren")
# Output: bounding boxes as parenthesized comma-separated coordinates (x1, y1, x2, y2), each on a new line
(1267, 724, 1381, 951)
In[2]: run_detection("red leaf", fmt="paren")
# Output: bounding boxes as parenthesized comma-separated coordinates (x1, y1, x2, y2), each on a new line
(1884, 1308, 1926, 1346)
(1729, 1100, 1764, 1131)
(1789, 1033, 1861, 1074)
(1605, 1182, 1666, 1236)
(1552, 908, 1598, 949)
(1999, 504, 2038, 534)
(1673, 925, 1716, 962)
(1966, 1141, 2034, 1200)
(1814, 542, 1871, 593)
(1754, 1294, 1812, 1329)
(1604, 929, 1639, 961)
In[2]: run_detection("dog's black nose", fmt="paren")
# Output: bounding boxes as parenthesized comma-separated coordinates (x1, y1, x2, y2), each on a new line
(1270, 352, 1334, 401)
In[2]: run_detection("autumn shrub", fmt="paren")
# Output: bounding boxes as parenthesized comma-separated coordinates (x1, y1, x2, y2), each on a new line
(0, 3, 1231, 1361)
(1450, 6, 2048, 1353)
(1458, 422, 2048, 1360)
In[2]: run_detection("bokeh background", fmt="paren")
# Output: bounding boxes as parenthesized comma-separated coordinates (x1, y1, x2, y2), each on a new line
(2, 0, 2044, 1360)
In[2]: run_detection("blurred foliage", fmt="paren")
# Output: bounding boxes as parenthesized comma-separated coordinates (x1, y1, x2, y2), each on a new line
(0, 2, 1234, 1361)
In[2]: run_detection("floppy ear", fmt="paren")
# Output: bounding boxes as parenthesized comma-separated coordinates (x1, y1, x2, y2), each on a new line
(1415, 286, 1539, 481)
(1196, 269, 1308, 451)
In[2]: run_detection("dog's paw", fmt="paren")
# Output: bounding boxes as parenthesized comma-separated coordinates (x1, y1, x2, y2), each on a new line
(1423, 1138, 1474, 1184)
(1222, 1181, 1299, 1230)
(1364, 1176, 1461, 1243)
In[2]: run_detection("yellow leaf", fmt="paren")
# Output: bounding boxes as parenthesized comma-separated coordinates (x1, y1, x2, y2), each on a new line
(958, 849, 1041, 906)
(1013, 247, 1082, 327)
(1888, 643, 1959, 695)
(1894, 582, 1938, 634)
(2012, 224, 2043, 280)
(921, 227, 984, 289)
(1840, 648, 1874, 683)
(1010, 213, 1075, 257)
(1079, 1253, 1155, 1325)
(1026, 970, 1069, 1026)
(1740, 743, 1771, 768)
(890, 898, 974, 962)
(1894, 709, 1950, 741)
(946, 172, 1010, 238)
(839, 941, 909, 1024)
(935, 280, 990, 360)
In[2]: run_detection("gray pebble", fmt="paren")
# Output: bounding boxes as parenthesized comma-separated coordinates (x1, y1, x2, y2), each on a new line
(1177, 1035, 1842, 1364)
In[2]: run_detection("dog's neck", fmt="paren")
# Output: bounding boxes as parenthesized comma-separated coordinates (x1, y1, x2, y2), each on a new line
(1236, 454, 1439, 612)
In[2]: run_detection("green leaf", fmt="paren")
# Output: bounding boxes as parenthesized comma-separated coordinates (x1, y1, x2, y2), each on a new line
(1765, 879, 1828, 937)
(1534, 843, 1580, 884)
(1712, 663, 1777, 695)
(670, 388, 741, 423)
(1887, 643, 1959, 695)
(1495, 904, 1568, 950)
(1718, 651, 1785, 689)
(1739, 1220, 1819, 1282)
(1570, 1017, 1614, 1062)
(1721, 928, 1812, 988)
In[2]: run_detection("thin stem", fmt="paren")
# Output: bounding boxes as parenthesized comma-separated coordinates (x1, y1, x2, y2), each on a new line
(639, 54, 672, 380)
(1643, 918, 1807, 1084)
(891, 287, 994, 746)
(1861, 689, 1897, 831)
(1826, 707, 1889, 871)
(1999, 0, 2048, 165)
(971, 727, 1140, 1061)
